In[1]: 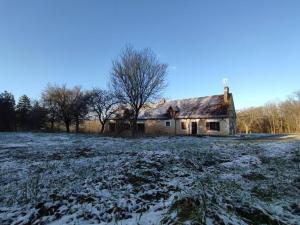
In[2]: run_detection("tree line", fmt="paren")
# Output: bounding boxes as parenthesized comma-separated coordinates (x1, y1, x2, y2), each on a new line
(237, 91, 300, 134)
(0, 46, 168, 135)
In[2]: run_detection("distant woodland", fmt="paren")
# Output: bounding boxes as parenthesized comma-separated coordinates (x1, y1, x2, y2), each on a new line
(237, 91, 300, 134)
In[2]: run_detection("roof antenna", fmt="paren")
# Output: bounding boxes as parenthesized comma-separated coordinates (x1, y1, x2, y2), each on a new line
(223, 78, 228, 87)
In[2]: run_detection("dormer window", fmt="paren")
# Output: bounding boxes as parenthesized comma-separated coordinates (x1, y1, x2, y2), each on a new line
(167, 106, 180, 119)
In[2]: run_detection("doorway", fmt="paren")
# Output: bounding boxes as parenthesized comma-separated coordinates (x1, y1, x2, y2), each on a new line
(191, 122, 197, 135)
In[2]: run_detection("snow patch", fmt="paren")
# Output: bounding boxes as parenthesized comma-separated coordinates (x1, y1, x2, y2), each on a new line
(222, 155, 261, 168)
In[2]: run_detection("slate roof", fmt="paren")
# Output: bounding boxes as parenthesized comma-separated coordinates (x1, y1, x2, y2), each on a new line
(138, 94, 230, 119)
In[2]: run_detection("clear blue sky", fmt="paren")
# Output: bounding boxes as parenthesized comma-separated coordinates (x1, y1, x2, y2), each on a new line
(0, 0, 299, 109)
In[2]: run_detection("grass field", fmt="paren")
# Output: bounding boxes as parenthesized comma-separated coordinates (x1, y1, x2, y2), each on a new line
(0, 133, 299, 225)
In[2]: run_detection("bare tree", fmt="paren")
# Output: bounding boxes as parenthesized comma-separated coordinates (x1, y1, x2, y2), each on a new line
(42, 86, 59, 131)
(263, 102, 280, 134)
(110, 46, 168, 135)
(43, 84, 78, 132)
(292, 91, 300, 131)
(280, 100, 294, 133)
(72, 87, 90, 133)
(88, 88, 118, 133)
(237, 90, 300, 134)
(237, 108, 257, 134)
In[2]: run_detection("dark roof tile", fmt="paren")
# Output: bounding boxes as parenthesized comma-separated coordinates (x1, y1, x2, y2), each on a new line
(138, 94, 229, 119)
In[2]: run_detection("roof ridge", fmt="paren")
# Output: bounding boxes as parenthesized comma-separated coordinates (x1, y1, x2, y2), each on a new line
(166, 94, 224, 103)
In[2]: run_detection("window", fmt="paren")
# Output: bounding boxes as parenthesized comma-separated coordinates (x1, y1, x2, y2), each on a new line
(181, 122, 187, 130)
(206, 122, 220, 131)
(165, 121, 171, 127)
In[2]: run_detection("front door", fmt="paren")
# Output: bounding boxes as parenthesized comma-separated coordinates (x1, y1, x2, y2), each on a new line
(191, 122, 197, 135)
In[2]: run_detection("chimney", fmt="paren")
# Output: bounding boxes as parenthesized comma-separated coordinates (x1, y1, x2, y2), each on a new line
(224, 86, 229, 103)
(223, 79, 229, 103)
(159, 98, 166, 104)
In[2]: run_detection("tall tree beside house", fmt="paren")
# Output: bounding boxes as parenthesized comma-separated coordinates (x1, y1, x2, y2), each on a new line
(110, 46, 168, 135)
(0, 91, 16, 131)
(88, 88, 118, 133)
(16, 95, 32, 130)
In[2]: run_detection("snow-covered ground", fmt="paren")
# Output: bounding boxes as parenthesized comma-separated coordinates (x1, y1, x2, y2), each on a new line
(0, 132, 299, 225)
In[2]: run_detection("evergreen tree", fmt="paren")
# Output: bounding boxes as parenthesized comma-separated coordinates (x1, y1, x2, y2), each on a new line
(0, 91, 16, 131)
(29, 101, 48, 130)
(16, 95, 32, 130)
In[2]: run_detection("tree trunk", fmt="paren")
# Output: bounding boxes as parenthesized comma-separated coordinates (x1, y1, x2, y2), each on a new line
(50, 120, 54, 131)
(245, 124, 249, 134)
(65, 120, 70, 133)
(131, 120, 136, 137)
(131, 114, 139, 137)
(100, 121, 105, 133)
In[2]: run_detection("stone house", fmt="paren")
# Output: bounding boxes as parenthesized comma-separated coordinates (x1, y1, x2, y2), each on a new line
(106, 86, 236, 136)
